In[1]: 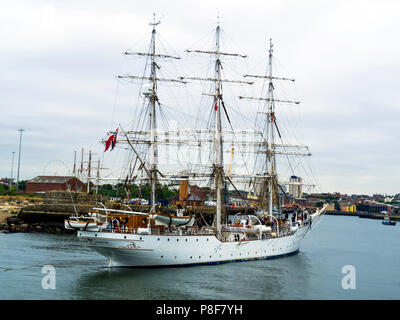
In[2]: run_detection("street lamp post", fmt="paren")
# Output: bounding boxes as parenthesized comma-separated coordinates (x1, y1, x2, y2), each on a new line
(10, 151, 15, 191)
(16, 128, 25, 191)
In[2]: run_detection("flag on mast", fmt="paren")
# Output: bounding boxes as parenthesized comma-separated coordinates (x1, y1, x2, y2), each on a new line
(104, 128, 119, 152)
(214, 100, 218, 111)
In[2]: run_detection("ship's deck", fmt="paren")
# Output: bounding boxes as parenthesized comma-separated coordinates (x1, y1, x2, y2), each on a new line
(96, 222, 305, 241)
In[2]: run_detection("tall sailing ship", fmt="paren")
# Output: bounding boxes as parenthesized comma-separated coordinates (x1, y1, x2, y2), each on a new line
(74, 18, 328, 267)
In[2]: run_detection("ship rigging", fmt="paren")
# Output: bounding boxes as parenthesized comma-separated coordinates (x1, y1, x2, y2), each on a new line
(69, 17, 328, 267)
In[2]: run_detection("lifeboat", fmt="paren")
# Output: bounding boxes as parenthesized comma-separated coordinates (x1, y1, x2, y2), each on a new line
(64, 217, 103, 231)
(152, 213, 195, 227)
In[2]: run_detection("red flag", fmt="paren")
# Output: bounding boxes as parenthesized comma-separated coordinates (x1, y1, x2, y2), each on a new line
(104, 128, 118, 152)
(271, 114, 275, 123)
(111, 128, 118, 150)
(214, 101, 218, 111)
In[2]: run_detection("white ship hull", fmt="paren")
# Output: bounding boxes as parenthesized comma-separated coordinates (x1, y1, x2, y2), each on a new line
(77, 225, 309, 267)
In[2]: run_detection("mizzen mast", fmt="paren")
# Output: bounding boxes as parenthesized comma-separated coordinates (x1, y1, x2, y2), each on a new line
(240, 39, 306, 215)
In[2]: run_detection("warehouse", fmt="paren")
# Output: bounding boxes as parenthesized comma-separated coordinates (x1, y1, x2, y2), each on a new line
(25, 176, 86, 193)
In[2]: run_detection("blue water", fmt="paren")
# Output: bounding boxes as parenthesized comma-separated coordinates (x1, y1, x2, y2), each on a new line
(0, 215, 399, 299)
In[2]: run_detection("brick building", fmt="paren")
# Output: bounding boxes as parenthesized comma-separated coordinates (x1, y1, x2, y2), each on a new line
(25, 176, 86, 193)
(169, 180, 207, 208)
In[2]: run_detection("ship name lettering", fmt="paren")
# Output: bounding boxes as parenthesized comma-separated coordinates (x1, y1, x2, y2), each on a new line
(125, 242, 140, 249)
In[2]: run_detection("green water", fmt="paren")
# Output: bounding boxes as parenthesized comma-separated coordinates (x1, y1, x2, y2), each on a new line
(0, 215, 399, 299)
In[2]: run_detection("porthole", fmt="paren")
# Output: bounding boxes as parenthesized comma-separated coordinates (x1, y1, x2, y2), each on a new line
(95, 234, 97, 237)
(190, 256, 193, 259)
(177, 239, 179, 242)
(185, 239, 188, 242)
(157, 238, 160, 241)
(140, 237, 142, 240)
(167, 238, 170, 241)
(161, 256, 163, 258)
(196, 239, 199, 242)
(199, 256, 201, 259)
(124, 236, 126, 239)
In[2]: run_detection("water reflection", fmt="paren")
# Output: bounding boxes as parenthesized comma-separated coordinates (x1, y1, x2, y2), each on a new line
(72, 252, 313, 300)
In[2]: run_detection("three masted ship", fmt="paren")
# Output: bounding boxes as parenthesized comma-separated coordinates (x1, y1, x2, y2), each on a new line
(74, 17, 328, 267)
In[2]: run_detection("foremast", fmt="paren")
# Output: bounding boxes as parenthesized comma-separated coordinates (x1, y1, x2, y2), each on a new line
(148, 19, 158, 208)
(117, 16, 184, 209)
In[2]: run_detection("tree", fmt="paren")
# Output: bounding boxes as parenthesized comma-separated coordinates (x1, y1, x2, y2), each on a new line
(17, 180, 27, 192)
(315, 201, 324, 208)
(7, 186, 17, 196)
(157, 185, 178, 201)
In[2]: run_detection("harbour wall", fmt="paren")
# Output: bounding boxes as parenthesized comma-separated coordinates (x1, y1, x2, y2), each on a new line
(325, 210, 400, 221)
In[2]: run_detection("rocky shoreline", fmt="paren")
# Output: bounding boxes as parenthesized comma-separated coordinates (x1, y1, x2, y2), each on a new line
(0, 216, 73, 234)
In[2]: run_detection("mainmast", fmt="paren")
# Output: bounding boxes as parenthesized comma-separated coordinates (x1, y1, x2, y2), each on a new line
(214, 25, 224, 234)
(182, 23, 251, 235)
(266, 39, 276, 216)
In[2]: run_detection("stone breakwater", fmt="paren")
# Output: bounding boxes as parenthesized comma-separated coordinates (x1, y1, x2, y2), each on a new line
(0, 216, 70, 234)
(0, 204, 96, 234)
(0, 191, 108, 234)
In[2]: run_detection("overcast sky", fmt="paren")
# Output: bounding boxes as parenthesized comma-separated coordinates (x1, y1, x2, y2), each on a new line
(1, 0, 399, 196)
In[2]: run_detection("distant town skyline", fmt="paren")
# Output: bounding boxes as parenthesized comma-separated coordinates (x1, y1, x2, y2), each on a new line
(1, 0, 399, 196)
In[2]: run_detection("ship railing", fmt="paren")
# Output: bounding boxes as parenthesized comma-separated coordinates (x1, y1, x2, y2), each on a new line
(101, 226, 215, 236)
(148, 227, 215, 236)
(103, 226, 133, 234)
(100, 224, 297, 239)
(222, 225, 296, 238)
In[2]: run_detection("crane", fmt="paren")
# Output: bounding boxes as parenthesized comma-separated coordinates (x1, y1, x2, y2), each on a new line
(227, 147, 235, 175)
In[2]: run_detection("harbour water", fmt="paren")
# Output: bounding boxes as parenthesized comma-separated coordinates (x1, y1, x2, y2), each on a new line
(0, 215, 399, 300)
